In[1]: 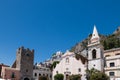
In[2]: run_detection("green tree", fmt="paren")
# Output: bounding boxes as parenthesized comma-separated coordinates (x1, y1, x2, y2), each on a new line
(51, 61, 59, 68)
(86, 68, 109, 80)
(90, 72, 109, 80)
(69, 74, 81, 80)
(54, 74, 64, 80)
(103, 40, 107, 50)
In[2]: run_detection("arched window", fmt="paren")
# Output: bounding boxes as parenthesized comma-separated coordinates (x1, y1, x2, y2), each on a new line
(34, 73, 37, 77)
(66, 58, 69, 63)
(39, 73, 41, 76)
(11, 72, 15, 78)
(92, 49, 96, 59)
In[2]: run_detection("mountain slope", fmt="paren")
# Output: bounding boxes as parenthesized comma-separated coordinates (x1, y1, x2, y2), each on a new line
(70, 27, 120, 53)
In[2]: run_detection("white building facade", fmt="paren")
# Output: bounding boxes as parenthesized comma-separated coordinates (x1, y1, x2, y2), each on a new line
(51, 51, 63, 62)
(52, 50, 87, 80)
(104, 48, 120, 80)
(33, 63, 52, 80)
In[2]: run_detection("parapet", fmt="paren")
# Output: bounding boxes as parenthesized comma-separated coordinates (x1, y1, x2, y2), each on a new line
(17, 46, 34, 54)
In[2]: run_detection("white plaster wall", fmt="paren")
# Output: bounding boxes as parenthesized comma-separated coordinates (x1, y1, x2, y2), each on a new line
(88, 59, 104, 71)
(106, 59, 116, 67)
(105, 71, 120, 79)
(53, 54, 87, 80)
(33, 69, 52, 80)
(106, 57, 120, 68)
(105, 57, 120, 76)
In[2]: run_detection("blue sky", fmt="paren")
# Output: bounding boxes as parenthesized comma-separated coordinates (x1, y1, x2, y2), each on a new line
(0, 0, 119, 65)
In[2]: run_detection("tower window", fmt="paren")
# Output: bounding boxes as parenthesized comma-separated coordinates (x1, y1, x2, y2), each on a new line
(26, 69, 28, 72)
(26, 53, 30, 57)
(11, 72, 15, 78)
(110, 62, 115, 67)
(92, 49, 96, 59)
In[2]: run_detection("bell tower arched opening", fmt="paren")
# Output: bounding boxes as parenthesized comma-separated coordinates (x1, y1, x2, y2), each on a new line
(92, 49, 96, 59)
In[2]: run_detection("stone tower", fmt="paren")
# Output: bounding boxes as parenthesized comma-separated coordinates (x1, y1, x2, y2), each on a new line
(88, 25, 104, 71)
(16, 46, 34, 80)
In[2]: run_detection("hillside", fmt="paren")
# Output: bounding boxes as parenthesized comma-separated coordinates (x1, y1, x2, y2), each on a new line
(70, 27, 120, 53)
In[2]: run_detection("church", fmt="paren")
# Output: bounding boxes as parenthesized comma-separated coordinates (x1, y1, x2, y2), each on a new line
(52, 50, 87, 80)
(52, 26, 120, 80)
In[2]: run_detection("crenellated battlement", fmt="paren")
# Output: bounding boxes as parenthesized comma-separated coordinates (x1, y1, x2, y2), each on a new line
(16, 46, 34, 80)
(18, 46, 34, 53)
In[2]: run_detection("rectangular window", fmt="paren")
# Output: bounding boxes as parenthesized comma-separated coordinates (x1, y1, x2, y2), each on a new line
(56, 71, 58, 74)
(78, 68, 81, 72)
(110, 62, 115, 67)
(66, 58, 69, 63)
(66, 68, 69, 70)
(109, 72, 115, 76)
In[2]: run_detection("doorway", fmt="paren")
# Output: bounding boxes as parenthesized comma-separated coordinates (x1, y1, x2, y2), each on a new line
(24, 78, 29, 80)
(66, 74, 69, 80)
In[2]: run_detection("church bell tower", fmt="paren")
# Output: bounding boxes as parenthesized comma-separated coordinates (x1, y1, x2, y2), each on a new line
(88, 25, 104, 71)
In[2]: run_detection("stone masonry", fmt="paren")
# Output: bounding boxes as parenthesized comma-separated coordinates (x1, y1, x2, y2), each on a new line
(16, 46, 34, 80)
